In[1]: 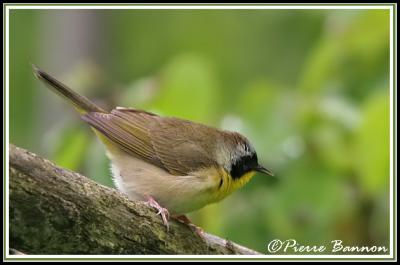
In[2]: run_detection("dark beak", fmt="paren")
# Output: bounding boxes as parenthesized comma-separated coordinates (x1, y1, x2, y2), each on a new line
(255, 165, 274, 176)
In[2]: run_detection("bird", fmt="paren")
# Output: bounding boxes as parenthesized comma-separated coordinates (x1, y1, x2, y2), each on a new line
(32, 65, 273, 231)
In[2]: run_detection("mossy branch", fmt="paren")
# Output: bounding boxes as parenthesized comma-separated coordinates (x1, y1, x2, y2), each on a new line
(8, 144, 260, 255)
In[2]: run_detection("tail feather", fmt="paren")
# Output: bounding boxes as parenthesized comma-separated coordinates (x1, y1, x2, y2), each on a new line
(32, 64, 106, 114)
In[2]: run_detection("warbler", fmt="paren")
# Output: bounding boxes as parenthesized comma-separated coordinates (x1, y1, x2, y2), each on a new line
(32, 65, 273, 230)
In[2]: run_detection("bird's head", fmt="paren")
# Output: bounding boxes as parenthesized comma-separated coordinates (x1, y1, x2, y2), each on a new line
(217, 132, 274, 181)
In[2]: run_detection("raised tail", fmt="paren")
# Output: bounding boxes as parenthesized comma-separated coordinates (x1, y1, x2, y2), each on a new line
(32, 64, 107, 114)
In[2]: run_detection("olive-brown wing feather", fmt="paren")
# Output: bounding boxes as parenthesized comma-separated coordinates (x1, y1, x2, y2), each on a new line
(150, 117, 218, 175)
(81, 109, 166, 170)
(81, 108, 217, 176)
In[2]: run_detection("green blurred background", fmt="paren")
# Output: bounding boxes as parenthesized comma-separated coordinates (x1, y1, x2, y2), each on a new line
(9, 9, 391, 254)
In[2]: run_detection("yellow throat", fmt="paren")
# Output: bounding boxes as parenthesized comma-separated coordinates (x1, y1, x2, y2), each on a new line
(214, 170, 256, 202)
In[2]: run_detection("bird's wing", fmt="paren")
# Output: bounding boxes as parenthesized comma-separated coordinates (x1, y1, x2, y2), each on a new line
(81, 107, 216, 175)
(149, 116, 218, 175)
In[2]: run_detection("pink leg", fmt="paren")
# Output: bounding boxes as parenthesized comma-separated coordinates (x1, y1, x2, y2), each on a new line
(173, 215, 204, 238)
(145, 195, 170, 231)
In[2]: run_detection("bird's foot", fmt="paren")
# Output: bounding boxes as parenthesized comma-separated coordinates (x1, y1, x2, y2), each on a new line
(173, 214, 204, 238)
(145, 195, 170, 231)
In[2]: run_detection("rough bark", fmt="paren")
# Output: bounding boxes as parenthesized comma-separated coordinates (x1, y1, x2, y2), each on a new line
(8, 144, 260, 255)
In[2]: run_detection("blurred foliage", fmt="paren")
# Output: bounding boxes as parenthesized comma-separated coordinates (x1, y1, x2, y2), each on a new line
(9, 9, 391, 254)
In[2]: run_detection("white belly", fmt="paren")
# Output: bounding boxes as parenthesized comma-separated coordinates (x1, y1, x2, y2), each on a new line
(108, 150, 220, 214)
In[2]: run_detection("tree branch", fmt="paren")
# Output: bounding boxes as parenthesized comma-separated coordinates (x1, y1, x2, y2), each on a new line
(9, 144, 260, 255)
